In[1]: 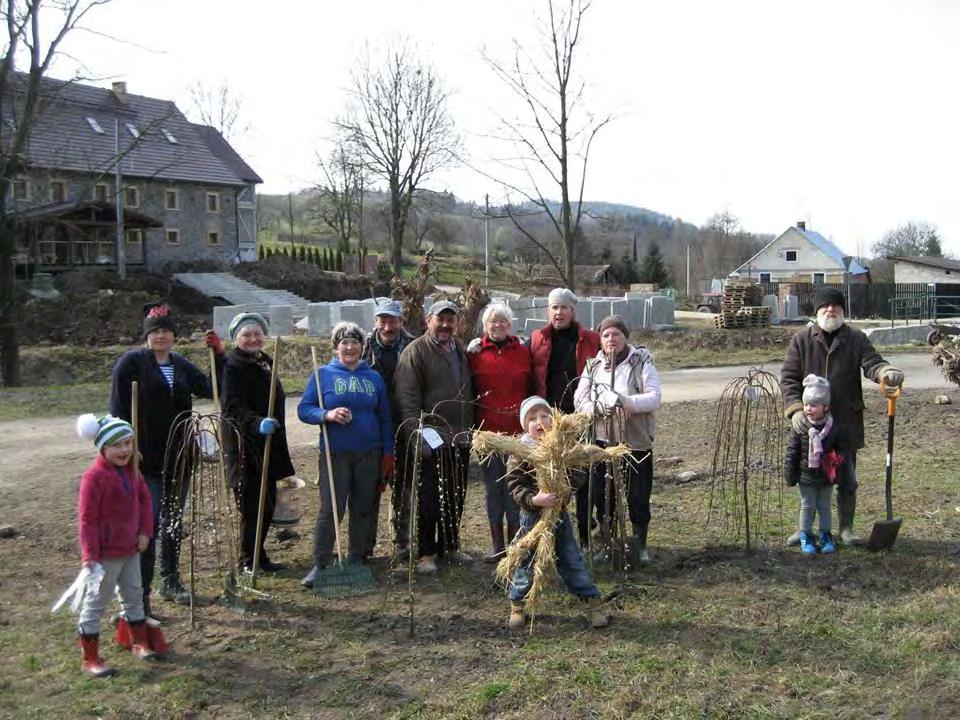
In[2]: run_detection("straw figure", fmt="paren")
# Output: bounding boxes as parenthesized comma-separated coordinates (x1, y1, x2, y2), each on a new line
(472, 409, 630, 617)
(931, 331, 960, 388)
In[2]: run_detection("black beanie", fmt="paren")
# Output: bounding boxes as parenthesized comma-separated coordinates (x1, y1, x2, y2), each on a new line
(814, 287, 845, 312)
(142, 302, 177, 338)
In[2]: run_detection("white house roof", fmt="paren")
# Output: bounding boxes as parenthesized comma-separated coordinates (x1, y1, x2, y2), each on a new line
(888, 255, 960, 272)
(731, 226, 867, 276)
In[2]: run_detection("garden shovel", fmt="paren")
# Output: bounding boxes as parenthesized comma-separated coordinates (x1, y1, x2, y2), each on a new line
(867, 381, 902, 551)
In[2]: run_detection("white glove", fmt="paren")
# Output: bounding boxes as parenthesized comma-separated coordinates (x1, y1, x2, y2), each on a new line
(882, 368, 904, 388)
(52, 562, 104, 614)
(466, 337, 482, 354)
(596, 388, 621, 416)
(790, 410, 808, 434)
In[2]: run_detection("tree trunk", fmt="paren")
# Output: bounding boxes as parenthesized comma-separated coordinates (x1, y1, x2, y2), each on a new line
(0, 221, 20, 387)
(390, 184, 403, 277)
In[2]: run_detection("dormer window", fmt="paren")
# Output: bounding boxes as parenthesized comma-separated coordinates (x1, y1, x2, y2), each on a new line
(125, 122, 139, 139)
(161, 128, 178, 144)
(85, 116, 104, 134)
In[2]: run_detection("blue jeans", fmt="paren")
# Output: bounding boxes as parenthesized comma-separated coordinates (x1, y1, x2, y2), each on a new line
(480, 453, 520, 527)
(508, 509, 601, 601)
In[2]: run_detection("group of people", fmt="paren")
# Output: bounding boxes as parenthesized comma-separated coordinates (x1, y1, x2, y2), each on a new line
(70, 283, 905, 675)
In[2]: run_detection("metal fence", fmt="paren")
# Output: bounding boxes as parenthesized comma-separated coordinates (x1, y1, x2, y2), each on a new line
(755, 282, 960, 320)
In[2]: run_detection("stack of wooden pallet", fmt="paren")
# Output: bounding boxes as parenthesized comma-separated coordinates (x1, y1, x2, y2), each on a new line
(713, 282, 769, 329)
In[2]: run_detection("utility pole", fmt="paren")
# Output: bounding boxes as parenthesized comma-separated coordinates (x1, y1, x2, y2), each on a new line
(114, 118, 126, 280)
(484, 193, 490, 287)
(686, 244, 691, 298)
(287, 193, 295, 254)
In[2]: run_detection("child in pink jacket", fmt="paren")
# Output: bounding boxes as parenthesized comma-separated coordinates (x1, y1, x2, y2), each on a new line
(74, 413, 157, 677)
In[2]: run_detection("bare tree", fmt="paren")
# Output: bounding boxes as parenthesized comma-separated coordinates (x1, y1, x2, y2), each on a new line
(0, 0, 109, 387)
(872, 221, 943, 258)
(188, 80, 247, 143)
(336, 41, 458, 276)
(314, 138, 366, 253)
(486, 0, 612, 287)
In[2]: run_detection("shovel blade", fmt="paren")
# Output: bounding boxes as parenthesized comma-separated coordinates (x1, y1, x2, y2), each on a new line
(867, 518, 902, 551)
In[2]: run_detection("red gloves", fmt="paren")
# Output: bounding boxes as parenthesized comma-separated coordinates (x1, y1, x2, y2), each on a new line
(205, 330, 224, 355)
(822, 450, 843, 484)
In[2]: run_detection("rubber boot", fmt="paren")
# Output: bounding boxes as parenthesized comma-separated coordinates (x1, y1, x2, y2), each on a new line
(508, 601, 527, 630)
(837, 492, 861, 546)
(146, 618, 168, 657)
(630, 522, 651, 565)
(79, 634, 115, 678)
(484, 523, 506, 563)
(128, 619, 159, 661)
(581, 597, 609, 629)
(114, 617, 132, 650)
(786, 530, 802, 547)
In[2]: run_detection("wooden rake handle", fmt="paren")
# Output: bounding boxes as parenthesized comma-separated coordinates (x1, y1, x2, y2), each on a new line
(251, 336, 281, 586)
(312, 346, 346, 565)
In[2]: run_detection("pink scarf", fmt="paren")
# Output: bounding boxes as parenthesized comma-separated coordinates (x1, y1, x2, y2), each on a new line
(807, 415, 833, 469)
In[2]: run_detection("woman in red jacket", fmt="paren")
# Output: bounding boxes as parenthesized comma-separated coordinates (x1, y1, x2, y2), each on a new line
(468, 303, 533, 561)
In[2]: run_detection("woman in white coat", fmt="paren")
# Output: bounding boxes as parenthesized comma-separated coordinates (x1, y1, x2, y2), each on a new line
(574, 315, 662, 562)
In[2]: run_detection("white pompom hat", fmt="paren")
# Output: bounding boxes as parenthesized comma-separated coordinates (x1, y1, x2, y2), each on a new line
(77, 413, 133, 451)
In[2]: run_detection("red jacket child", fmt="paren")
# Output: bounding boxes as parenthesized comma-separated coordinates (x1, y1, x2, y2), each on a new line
(78, 452, 153, 565)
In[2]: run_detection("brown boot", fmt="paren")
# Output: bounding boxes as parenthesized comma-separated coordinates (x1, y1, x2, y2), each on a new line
(508, 601, 527, 630)
(484, 523, 506, 563)
(581, 597, 609, 629)
(79, 634, 116, 678)
(128, 620, 159, 661)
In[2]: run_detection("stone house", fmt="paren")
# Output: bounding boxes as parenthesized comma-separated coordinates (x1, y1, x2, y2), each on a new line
(729, 221, 868, 284)
(3, 75, 261, 273)
(889, 256, 960, 283)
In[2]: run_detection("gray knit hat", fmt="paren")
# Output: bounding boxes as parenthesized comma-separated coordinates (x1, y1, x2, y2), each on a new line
(227, 312, 269, 340)
(802, 374, 830, 406)
(76, 413, 134, 451)
(547, 288, 578, 307)
(331, 321, 364, 347)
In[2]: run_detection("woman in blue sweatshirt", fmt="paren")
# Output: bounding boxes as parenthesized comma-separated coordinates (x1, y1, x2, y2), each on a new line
(298, 322, 394, 586)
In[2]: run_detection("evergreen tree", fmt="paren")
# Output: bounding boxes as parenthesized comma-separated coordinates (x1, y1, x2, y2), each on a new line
(298, 245, 306, 262)
(638, 242, 670, 286)
(312, 247, 320, 266)
(322, 247, 330, 270)
(336, 248, 343, 271)
(265, 246, 274, 258)
(258, 244, 265, 261)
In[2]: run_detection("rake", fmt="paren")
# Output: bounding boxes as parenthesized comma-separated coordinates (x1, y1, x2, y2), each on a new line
(310, 346, 374, 598)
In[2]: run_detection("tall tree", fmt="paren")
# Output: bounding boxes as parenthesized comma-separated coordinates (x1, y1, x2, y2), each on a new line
(638, 242, 670, 286)
(314, 137, 366, 254)
(0, 0, 110, 386)
(188, 80, 247, 143)
(487, 0, 612, 287)
(872, 221, 942, 258)
(336, 41, 458, 276)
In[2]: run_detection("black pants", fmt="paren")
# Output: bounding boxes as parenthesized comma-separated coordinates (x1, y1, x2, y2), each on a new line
(140, 471, 190, 597)
(587, 447, 654, 537)
(234, 473, 276, 564)
(417, 446, 469, 558)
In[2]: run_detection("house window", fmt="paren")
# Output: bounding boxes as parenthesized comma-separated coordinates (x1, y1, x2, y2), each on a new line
(165, 189, 179, 210)
(126, 229, 143, 244)
(124, 186, 140, 208)
(207, 230, 221, 246)
(161, 128, 178, 144)
(125, 122, 140, 139)
(85, 116, 105, 134)
(759, 272, 771, 284)
(165, 228, 180, 245)
(12, 179, 29, 201)
(49, 180, 67, 203)
(93, 183, 109, 203)
(812, 273, 825, 284)
(784, 250, 798, 262)
(206, 192, 220, 213)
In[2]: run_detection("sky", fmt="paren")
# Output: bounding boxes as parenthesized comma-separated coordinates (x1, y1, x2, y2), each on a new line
(39, 0, 960, 257)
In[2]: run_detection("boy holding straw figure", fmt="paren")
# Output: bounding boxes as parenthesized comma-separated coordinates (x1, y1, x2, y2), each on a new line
(474, 396, 627, 630)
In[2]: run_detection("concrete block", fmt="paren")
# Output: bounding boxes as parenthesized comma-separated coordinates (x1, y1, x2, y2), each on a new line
(307, 303, 332, 337)
(269, 305, 294, 337)
(213, 305, 245, 338)
(359, 298, 377, 330)
(784, 295, 800, 320)
(762, 294, 780, 324)
(865, 323, 947, 346)
(337, 302, 366, 326)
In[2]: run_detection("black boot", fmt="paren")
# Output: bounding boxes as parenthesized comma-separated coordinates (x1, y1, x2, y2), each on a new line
(837, 492, 861, 546)
(629, 522, 650, 565)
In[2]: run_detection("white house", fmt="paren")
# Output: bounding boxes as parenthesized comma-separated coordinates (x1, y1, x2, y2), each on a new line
(729, 222, 868, 284)
(890, 256, 960, 283)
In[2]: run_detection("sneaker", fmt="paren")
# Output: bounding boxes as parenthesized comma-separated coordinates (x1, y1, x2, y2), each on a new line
(158, 576, 191, 605)
(799, 531, 819, 555)
(819, 531, 837, 554)
(508, 601, 527, 630)
(416, 555, 438, 575)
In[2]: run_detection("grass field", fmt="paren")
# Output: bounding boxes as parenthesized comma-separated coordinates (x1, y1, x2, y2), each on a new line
(1, 392, 957, 719)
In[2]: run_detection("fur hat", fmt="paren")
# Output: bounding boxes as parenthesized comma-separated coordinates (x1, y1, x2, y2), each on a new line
(331, 321, 365, 347)
(814, 287, 845, 312)
(802, 374, 831, 406)
(77, 413, 134, 451)
(547, 287, 578, 307)
(227, 312, 269, 340)
(519, 395, 551, 428)
(598, 315, 629, 337)
(142, 303, 176, 338)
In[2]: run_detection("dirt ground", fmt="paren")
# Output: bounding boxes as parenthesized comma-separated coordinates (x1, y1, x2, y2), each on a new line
(1, 389, 959, 719)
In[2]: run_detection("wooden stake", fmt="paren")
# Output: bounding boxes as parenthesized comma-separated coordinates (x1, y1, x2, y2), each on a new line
(251, 336, 281, 587)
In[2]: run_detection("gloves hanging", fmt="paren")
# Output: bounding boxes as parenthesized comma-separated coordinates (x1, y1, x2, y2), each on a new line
(52, 563, 104, 614)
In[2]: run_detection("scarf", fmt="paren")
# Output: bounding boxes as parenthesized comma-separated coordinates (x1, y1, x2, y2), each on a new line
(807, 414, 833, 469)
(602, 346, 631, 371)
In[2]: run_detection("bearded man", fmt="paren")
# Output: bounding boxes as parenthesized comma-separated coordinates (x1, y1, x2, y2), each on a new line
(780, 286, 904, 546)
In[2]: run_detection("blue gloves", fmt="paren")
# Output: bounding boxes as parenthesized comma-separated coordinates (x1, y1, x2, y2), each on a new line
(258, 417, 279, 435)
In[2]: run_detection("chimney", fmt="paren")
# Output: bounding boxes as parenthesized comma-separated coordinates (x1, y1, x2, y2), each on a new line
(112, 81, 127, 103)
(797, 220, 806, 230)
